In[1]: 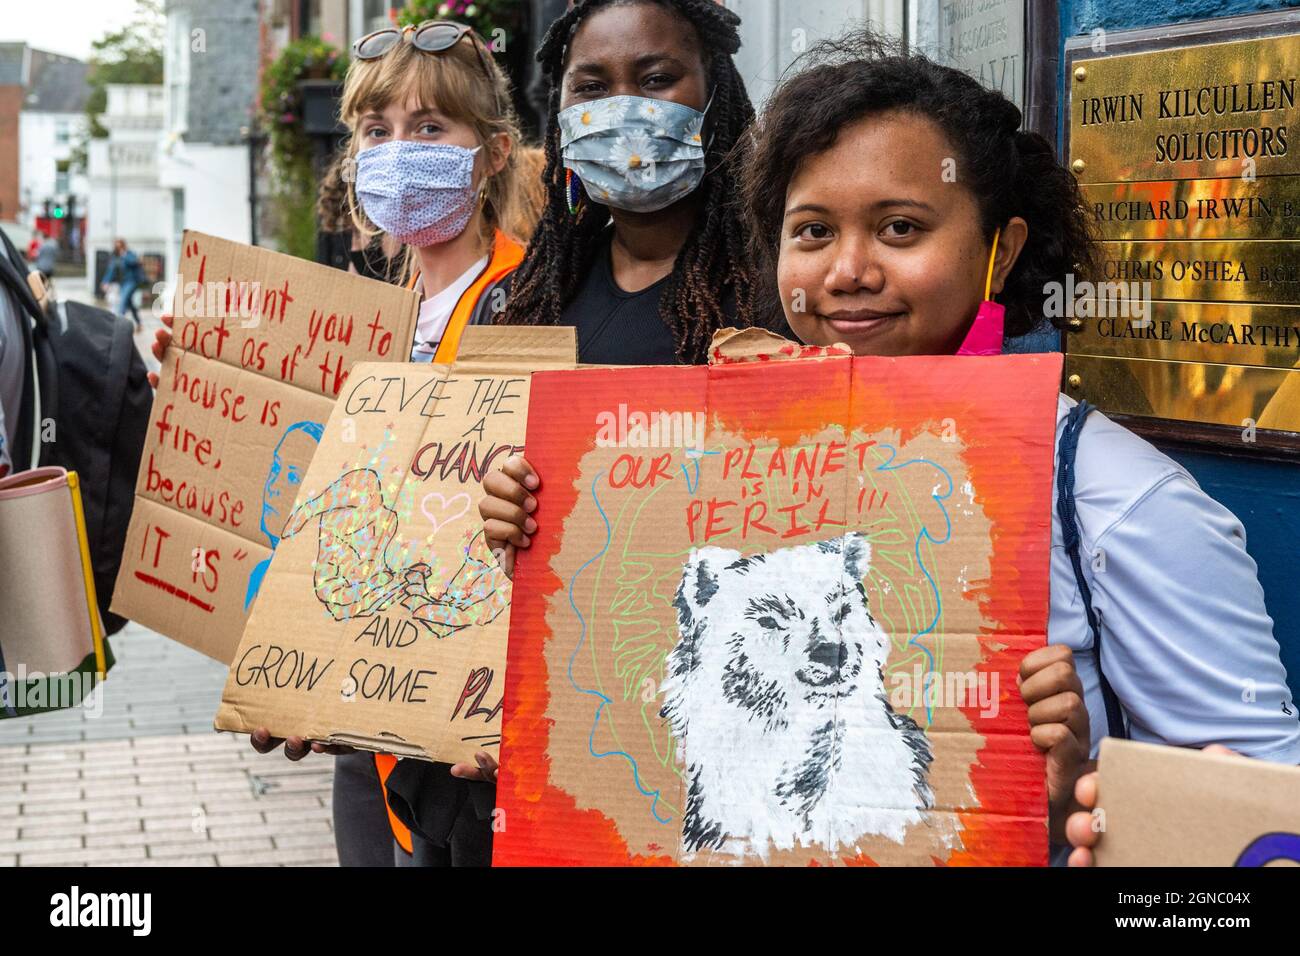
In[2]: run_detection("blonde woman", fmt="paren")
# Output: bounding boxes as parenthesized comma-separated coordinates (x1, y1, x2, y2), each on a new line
(151, 20, 537, 866)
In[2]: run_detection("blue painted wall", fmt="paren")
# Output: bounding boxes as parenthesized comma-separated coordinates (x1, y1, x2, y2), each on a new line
(1058, 0, 1300, 696)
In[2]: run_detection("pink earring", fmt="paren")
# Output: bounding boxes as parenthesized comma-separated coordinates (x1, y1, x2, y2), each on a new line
(957, 227, 1005, 356)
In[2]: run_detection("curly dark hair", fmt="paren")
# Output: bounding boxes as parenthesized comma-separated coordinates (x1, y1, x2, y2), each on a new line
(501, 0, 763, 363)
(741, 31, 1099, 338)
(317, 146, 359, 235)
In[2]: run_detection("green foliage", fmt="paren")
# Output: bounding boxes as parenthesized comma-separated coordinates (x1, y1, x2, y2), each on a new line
(259, 35, 349, 172)
(259, 36, 348, 259)
(265, 168, 320, 262)
(81, 0, 164, 151)
(397, 0, 525, 48)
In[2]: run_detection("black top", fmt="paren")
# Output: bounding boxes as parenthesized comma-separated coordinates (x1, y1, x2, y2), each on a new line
(389, 235, 780, 854)
(563, 235, 684, 365)
(471, 233, 768, 364)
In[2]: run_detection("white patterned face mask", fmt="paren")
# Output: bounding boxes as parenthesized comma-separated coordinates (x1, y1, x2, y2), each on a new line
(558, 94, 710, 213)
(355, 140, 482, 246)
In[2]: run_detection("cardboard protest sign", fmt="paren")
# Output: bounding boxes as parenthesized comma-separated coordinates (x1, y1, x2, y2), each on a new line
(214, 326, 577, 763)
(1094, 738, 1300, 867)
(495, 333, 1063, 865)
(111, 231, 419, 663)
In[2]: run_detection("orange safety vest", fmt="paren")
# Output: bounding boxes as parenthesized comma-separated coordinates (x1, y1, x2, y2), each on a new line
(377, 227, 523, 855)
(405, 228, 524, 364)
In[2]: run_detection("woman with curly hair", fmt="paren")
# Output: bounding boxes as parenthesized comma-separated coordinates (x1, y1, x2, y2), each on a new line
(482, 30, 1300, 866)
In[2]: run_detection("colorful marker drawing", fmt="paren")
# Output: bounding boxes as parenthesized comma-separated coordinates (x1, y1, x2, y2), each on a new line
(281, 467, 509, 638)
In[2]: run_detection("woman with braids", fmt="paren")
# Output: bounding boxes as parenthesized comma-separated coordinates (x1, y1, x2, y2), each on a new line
(485, 0, 767, 364)
(481, 31, 1300, 865)
(475, 0, 762, 560)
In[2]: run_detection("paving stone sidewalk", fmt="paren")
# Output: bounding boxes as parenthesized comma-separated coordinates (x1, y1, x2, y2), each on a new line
(0, 625, 339, 867)
(0, 292, 338, 866)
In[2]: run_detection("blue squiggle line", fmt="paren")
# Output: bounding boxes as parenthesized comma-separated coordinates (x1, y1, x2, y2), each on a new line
(873, 443, 954, 724)
(679, 447, 721, 494)
(566, 470, 672, 824)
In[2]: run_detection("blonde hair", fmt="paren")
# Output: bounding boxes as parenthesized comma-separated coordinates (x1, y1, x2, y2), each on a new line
(510, 145, 547, 244)
(339, 29, 537, 277)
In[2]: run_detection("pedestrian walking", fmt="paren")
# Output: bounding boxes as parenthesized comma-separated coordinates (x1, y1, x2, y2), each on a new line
(101, 238, 145, 328)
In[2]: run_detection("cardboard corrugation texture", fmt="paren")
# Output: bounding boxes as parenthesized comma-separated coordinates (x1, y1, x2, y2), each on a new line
(214, 326, 576, 764)
(495, 332, 1062, 866)
(1094, 738, 1300, 866)
(110, 231, 420, 664)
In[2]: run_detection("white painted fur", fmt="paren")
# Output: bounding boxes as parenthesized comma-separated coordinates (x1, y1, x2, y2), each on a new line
(661, 533, 933, 861)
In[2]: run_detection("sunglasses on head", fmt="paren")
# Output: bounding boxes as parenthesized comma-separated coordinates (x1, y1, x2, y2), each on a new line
(353, 20, 499, 94)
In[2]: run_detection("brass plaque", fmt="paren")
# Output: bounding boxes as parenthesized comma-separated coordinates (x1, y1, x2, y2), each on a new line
(1096, 239, 1300, 304)
(1081, 176, 1300, 241)
(1064, 354, 1300, 433)
(1070, 34, 1300, 184)
(1065, 13, 1300, 442)
(1069, 301, 1300, 369)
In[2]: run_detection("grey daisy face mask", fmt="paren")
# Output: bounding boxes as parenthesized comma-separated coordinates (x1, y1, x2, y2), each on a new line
(558, 93, 710, 213)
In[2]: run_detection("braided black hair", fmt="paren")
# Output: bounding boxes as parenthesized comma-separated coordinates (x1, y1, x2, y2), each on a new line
(502, 0, 763, 363)
(742, 30, 1099, 338)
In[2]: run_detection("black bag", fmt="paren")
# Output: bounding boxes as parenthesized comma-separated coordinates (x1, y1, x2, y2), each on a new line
(0, 230, 150, 636)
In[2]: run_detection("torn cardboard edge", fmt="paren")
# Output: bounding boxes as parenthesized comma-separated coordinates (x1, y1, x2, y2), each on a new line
(709, 327, 854, 365)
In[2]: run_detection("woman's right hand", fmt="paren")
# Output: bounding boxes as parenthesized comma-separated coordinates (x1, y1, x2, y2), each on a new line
(146, 313, 174, 388)
(479, 454, 540, 580)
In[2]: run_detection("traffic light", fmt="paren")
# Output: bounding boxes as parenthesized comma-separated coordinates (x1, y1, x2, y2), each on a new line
(52, 204, 65, 219)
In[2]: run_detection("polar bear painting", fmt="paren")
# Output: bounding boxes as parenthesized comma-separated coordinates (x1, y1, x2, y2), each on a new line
(660, 532, 934, 861)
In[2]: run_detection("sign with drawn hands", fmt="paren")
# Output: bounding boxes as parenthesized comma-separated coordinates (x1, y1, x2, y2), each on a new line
(215, 327, 577, 765)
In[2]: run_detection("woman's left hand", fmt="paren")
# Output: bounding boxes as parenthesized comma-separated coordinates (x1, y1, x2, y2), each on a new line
(1066, 743, 1239, 866)
(449, 750, 499, 784)
(1019, 644, 1091, 844)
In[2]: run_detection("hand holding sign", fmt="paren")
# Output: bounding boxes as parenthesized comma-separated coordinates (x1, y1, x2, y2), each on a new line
(147, 313, 174, 389)
(1068, 742, 1239, 867)
(479, 454, 541, 579)
(249, 727, 357, 760)
(1018, 645, 1091, 843)
(450, 750, 499, 783)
